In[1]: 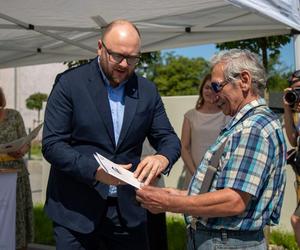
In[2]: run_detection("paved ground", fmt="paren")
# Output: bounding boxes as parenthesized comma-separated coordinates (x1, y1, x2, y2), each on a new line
(28, 159, 43, 204)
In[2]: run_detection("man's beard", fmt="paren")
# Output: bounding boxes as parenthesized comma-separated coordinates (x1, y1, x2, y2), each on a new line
(101, 61, 133, 87)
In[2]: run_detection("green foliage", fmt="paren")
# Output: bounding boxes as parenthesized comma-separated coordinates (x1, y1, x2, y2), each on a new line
(270, 229, 299, 250)
(152, 53, 210, 96)
(64, 59, 92, 69)
(26, 92, 48, 122)
(26, 92, 48, 111)
(217, 35, 291, 72)
(29, 140, 42, 159)
(33, 204, 55, 245)
(167, 216, 187, 250)
(267, 73, 290, 92)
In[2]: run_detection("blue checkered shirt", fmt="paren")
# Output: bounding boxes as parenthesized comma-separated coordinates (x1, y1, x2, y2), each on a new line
(186, 98, 286, 231)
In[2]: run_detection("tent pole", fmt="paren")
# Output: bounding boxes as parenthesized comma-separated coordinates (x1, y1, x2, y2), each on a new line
(295, 34, 300, 70)
(14, 68, 17, 109)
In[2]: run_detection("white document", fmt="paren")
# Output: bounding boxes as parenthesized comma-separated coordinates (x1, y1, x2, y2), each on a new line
(0, 123, 43, 154)
(94, 152, 141, 189)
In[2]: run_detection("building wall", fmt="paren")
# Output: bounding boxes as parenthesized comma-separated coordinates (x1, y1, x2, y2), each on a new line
(0, 64, 67, 131)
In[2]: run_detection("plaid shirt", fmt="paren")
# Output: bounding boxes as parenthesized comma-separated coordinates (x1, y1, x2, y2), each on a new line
(186, 98, 286, 231)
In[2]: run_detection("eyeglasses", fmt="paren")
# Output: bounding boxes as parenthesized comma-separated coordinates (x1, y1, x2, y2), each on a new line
(102, 41, 141, 66)
(288, 70, 300, 85)
(211, 80, 230, 93)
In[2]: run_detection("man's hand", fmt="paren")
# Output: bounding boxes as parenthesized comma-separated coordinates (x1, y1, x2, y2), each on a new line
(136, 185, 171, 214)
(134, 154, 169, 185)
(95, 163, 132, 185)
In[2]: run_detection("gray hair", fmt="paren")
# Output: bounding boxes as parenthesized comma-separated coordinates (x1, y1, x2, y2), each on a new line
(211, 49, 266, 95)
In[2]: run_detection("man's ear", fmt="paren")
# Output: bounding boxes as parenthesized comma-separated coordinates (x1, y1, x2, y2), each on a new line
(97, 40, 103, 56)
(98, 40, 103, 49)
(240, 70, 251, 91)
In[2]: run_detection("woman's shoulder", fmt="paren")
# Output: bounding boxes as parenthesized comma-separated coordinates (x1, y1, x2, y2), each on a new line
(184, 108, 197, 118)
(185, 108, 197, 115)
(5, 108, 22, 119)
(6, 108, 20, 115)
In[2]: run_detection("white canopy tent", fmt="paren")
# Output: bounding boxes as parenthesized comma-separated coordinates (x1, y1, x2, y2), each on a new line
(0, 0, 300, 69)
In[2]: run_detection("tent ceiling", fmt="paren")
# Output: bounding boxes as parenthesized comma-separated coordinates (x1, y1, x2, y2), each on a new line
(0, 0, 299, 68)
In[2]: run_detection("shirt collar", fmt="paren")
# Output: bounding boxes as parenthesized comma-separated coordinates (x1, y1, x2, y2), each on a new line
(224, 97, 267, 131)
(97, 56, 127, 90)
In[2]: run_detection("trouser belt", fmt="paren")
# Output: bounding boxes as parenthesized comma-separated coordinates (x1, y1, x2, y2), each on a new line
(188, 222, 263, 242)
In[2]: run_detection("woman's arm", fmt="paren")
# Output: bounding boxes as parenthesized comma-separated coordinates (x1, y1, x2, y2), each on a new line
(181, 117, 196, 175)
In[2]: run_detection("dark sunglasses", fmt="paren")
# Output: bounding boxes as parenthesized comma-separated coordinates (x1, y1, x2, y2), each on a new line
(211, 80, 230, 93)
(288, 70, 300, 85)
(102, 41, 141, 66)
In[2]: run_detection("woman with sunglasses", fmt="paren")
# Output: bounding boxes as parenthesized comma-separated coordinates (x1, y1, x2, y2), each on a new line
(180, 74, 229, 188)
(283, 69, 300, 247)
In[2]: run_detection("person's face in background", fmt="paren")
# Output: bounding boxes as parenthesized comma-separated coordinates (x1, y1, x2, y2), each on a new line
(98, 23, 141, 87)
(202, 79, 217, 104)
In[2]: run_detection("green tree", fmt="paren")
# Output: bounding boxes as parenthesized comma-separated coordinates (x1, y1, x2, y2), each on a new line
(216, 35, 291, 72)
(26, 92, 48, 123)
(64, 52, 210, 96)
(266, 53, 291, 92)
(152, 52, 210, 96)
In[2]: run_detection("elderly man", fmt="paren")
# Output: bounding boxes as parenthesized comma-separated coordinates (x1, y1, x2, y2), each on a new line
(137, 49, 286, 250)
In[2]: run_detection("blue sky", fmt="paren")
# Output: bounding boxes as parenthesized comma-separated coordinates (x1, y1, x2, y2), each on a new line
(163, 41, 295, 72)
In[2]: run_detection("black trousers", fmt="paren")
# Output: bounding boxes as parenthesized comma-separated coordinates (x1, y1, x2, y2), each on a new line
(147, 211, 168, 250)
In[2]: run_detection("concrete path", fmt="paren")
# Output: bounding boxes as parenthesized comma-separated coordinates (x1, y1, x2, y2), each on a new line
(28, 159, 43, 204)
(28, 159, 55, 249)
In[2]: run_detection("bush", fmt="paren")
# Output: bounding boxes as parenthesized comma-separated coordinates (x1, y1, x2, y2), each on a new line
(29, 140, 42, 159)
(167, 215, 187, 250)
(33, 204, 55, 245)
(270, 229, 299, 250)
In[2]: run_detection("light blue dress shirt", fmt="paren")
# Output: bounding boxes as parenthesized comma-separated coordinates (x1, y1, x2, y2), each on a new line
(98, 57, 126, 196)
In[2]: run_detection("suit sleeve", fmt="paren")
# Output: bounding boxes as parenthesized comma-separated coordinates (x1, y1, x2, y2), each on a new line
(147, 88, 181, 175)
(42, 75, 98, 185)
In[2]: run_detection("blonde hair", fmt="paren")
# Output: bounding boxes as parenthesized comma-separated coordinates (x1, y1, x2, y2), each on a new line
(0, 87, 6, 109)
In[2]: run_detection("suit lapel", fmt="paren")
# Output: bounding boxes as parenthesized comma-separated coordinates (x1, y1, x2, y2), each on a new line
(117, 74, 139, 149)
(87, 58, 116, 146)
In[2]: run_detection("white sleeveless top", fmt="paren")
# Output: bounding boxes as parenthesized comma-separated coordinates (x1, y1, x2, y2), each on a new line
(184, 108, 230, 166)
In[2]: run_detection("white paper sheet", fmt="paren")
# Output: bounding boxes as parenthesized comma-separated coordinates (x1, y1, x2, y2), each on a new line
(0, 123, 43, 153)
(94, 153, 141, 189)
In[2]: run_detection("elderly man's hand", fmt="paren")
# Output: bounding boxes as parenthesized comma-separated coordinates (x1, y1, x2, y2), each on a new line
(134, 154, 169, 185)
(136, 185, 171, 214)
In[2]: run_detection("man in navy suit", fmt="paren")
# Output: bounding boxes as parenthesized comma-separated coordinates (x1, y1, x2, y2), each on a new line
(42, 19, 180, 250)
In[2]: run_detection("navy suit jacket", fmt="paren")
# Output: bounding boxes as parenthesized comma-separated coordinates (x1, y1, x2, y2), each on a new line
(42, 58, 180, 233)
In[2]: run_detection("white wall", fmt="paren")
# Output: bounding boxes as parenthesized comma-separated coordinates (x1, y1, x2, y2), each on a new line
(0, 63, 67, 131)
(162, 96, 198, 188)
